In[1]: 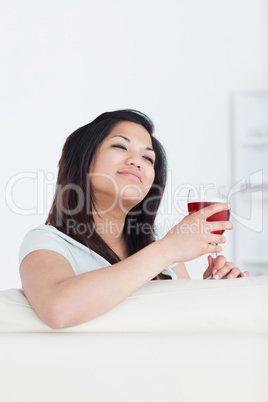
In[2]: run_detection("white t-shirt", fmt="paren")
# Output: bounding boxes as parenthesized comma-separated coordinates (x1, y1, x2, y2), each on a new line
(19, 225, 177, 279)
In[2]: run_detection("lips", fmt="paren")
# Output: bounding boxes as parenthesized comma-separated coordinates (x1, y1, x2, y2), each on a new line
(118, 170, 141, 182)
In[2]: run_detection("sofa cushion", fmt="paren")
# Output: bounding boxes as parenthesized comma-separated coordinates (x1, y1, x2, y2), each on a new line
(0, 275, 268, 333)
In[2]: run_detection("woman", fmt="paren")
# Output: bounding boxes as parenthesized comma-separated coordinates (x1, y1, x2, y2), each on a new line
(19, 109, 250, 329)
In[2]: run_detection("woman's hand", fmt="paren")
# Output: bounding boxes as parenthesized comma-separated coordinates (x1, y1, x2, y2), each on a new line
(161, 203, 232, 264)
(203, 255, 250, 280)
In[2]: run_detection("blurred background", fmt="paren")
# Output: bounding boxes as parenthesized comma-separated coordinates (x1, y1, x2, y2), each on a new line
(1, 0, 268, 289)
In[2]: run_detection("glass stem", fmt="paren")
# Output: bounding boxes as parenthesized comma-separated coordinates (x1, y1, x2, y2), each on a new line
(211, 243, 218, 277)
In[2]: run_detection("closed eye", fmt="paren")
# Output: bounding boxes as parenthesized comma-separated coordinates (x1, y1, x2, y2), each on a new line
(111, 144, 127, 150)
(143, 156, 154, 164)
(112, 144, 154, 165)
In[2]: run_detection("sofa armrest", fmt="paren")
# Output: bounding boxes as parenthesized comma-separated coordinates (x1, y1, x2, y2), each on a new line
(1, 275, 268, 333)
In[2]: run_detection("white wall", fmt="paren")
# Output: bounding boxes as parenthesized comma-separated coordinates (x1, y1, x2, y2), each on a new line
(1, 0, 267, 289)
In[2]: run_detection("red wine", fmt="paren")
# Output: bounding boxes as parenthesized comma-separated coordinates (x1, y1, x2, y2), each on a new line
(187, 201, 230, 235)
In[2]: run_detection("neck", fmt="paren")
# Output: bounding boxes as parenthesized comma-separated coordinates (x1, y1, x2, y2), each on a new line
(92, 204, 128, 257)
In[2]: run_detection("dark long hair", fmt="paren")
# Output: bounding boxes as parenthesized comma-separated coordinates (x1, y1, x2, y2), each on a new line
(46, 109, 167, 266)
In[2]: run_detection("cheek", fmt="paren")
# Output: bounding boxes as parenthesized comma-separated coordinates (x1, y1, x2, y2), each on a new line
(143, 168, 155, 195)
(147, 168, 155, 186)
(89, 152, 117, 194)
(90, 150, 118, 175)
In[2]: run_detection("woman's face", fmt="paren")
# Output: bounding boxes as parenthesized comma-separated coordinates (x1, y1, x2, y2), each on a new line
(89, 121, 156, 214)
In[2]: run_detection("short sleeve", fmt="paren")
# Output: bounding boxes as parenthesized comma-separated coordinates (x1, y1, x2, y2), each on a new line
(19, 227, 73, 267)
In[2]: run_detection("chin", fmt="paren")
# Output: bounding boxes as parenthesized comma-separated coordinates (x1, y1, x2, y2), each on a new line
(119, 182, 145, 197)
(118, 192, 145, 213)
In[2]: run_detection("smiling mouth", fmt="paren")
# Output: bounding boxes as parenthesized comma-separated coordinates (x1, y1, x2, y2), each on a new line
(118, 172, 141, 182)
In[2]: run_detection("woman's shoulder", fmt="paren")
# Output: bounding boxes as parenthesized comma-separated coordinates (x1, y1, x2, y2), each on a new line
(19, 224, 86, 266)
(19, 225, 111, 275)
(21, 224, 89, 248)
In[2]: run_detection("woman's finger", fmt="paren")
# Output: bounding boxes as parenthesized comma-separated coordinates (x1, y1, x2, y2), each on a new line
(207, 221, 233, 232)
(203, 256, 214, 279)
(212, 262, 235, 279)
(198, 203, 231, 219)
(208, 255, 214, 270)
(207, 243, 222, 255)
(214, 265, 244, 280)
(207, 233, 226, 244)
(212, 255, 227, 271)
(239, 271, 250, 277)
(225, 267, 241, 279)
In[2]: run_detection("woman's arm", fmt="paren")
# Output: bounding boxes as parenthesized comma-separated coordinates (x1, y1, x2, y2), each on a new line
(20, 203, 230, 329)
(20, 240, 174, 330)
(172, 262, 191, 279)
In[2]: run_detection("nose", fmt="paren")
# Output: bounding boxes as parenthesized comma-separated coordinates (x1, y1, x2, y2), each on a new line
(125, 156, 141, 170)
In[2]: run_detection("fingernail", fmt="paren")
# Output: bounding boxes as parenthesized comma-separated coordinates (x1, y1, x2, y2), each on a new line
(228, 203, 231, 209)
(213, 274, 220, 280)
(212, 269, 217, 275)
(227, 274, 233, 279)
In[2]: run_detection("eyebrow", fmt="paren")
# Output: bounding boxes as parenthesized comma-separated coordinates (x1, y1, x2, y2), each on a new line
(111, 135, 155, 153)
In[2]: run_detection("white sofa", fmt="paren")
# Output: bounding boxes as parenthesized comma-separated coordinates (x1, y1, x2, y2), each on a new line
(1, 276, 268, 402)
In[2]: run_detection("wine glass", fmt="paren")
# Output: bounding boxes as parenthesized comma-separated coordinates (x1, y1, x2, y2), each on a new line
(187, 185, 230, 278)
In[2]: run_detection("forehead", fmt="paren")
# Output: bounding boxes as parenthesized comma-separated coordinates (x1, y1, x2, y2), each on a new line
(106, 121, 153, 147)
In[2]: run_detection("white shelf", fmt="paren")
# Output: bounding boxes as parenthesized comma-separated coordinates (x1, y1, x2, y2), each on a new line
(232, 91, 268, 276)
(235, 184, 268, 191)
(235, 189, 268, 201)
(241, 259, 268, 265)
(241, 138, 268, 146)
(233, 184, 268, 201)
